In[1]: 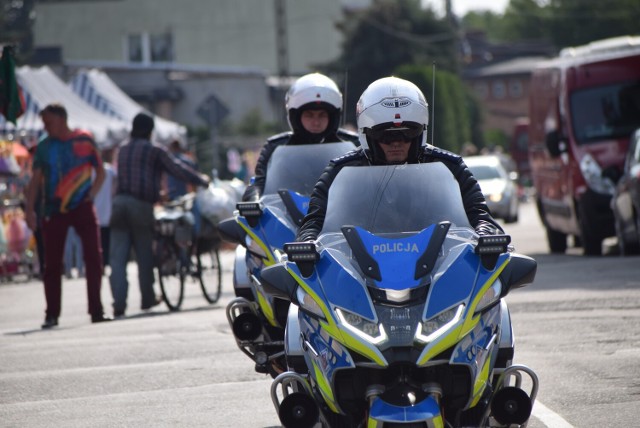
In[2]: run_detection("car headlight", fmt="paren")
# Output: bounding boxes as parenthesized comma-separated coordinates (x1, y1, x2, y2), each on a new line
(488, 193, 503, 203)
(335, 307, 387, 345)
(296, 287, 326, 320)
(474, 279, 502, 314)
(416, 304, 464, 343)
(580, 153, 615, 195)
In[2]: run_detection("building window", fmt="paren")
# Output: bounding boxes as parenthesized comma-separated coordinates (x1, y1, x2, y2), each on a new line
(492, 80, 506, 100)
(151, 33, 173, 62)
(509, 79, 523, 98)
(127, 34, 145, 62)
(474, 82, 489, 100)
(126, 32, 173, 63)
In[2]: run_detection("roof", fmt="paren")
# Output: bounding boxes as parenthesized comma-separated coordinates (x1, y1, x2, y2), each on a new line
(69, 68, 187, 145)
(463, 56, 551, 79)
(1, 66, 129, 147)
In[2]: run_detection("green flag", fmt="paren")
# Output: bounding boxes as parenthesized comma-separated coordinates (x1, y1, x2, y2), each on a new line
(0, 45, 25, 125)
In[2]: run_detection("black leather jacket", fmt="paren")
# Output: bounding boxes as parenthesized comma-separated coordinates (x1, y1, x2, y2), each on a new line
(296, 145, 504, 241)
(242, 128, 359, 201)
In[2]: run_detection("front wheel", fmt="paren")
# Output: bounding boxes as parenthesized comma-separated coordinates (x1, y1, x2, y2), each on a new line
(155, 238, 185, 311)
(197, 246, 222, 303)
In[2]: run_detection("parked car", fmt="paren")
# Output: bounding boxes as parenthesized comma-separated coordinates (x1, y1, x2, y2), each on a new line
(465, 155, 519, 224)
(611, 128, 640, 255)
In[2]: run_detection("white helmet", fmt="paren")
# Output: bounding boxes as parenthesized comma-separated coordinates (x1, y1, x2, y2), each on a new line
(356, 76, 429, 163)
(285, 73, 343, 143)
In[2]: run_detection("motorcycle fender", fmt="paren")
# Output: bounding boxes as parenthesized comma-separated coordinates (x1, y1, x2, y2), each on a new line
(253, 276, 278, 327)
(232, 246, 252, 291)
(367, 395, 444, 428)
(285, 305, 303, 357)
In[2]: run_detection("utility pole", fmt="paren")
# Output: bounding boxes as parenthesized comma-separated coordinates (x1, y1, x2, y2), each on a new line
(274, 0, 289, 77)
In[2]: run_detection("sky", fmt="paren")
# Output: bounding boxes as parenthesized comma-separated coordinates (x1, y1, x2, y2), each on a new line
(424, 0, 510, 16)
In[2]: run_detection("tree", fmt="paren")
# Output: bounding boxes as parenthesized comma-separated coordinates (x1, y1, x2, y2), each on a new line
(461, 0, 640, 50)
(545, 0, 640, 48)
(0, 0, 35, 60)
(396, 64, 472, 153)
(320, 0, 457, 125)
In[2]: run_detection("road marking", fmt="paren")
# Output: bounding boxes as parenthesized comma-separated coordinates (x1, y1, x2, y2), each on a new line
(534, 400, 575, 428)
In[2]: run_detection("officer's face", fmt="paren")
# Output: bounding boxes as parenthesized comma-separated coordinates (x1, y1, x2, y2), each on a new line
(378, 136, 411, 164)
(300, 109, 329, 134)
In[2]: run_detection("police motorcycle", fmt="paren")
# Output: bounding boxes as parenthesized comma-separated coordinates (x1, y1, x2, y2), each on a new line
(260, 163, 539, 427)
(218, 141, 356, 376)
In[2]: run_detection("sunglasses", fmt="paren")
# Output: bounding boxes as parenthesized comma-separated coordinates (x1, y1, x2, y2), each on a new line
(366, 126, 423, 145)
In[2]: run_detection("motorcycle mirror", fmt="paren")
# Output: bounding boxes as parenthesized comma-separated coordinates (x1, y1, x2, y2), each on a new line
(217, 217, 246, 244)
(260, 263, 300, 304)
(498, 253, 537, 297)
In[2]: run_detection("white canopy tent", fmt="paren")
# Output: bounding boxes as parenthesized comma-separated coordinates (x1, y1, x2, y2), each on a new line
(69, 68, 187, 145)
(0, 66, 129, 148)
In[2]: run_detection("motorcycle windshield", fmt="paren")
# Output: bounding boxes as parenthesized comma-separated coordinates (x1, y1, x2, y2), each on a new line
(320, 163, 471, 236)
(263, 142, 357, 196)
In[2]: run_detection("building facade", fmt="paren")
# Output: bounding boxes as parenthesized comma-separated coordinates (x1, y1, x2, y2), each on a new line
(33, 0, 347, 77)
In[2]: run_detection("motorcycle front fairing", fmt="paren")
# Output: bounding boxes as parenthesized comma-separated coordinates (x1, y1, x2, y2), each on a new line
(234, 142, 357, 326)
(284, 164, 518, 424)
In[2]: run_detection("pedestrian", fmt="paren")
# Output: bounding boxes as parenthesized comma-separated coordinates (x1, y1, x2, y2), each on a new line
(109, 112, 210, 318)
(242, 72, 358, 202)
(296, 76, 504, 243)
(24, 103, 111, 329)
(93, 148, 117, 270)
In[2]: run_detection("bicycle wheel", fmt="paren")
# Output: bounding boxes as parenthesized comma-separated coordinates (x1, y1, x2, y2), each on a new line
(197, 246, 222, 303)
(155, 238, 185, 311)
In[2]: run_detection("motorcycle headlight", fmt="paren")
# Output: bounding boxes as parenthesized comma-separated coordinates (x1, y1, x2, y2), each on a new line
(416, 304, 464, 343)
(474, 279, 502, 315)
(296, 287, 326, 320)
(580, 153, 615, 195)
(335, 307, 387, 345)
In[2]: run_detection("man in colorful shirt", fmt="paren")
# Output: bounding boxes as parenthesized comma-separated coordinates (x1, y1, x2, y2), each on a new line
(24, 103, 111, 328)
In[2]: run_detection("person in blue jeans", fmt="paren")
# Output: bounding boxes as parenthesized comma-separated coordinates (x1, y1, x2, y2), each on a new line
(109, 113, 210, 318)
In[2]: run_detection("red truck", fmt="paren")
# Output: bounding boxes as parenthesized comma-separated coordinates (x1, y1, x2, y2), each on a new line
(528, 36, 640, 255)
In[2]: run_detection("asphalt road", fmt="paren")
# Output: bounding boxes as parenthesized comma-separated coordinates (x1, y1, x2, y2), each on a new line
(1, 200, 639, 427)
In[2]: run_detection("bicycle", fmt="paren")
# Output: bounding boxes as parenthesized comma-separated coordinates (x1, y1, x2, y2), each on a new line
(153, 194, 223, 311)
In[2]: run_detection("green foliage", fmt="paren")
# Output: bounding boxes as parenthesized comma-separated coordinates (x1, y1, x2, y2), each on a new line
(461, 0, 640, 50)
(483, 128, 508, 151)
(320, 0, 457, 124)
(234, 108, 279, 137)
(395, 64, 473, 153)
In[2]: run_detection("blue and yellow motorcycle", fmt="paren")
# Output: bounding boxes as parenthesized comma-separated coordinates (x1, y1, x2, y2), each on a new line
(261, 163, 539, 427)
(218, 142, 356, 376)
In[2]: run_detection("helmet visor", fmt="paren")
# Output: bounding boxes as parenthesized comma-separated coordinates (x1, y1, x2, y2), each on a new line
(365, 122, 424, 145)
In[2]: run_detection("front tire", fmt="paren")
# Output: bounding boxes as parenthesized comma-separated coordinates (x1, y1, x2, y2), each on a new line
(155, 238, 185, 311)
(197, 245, 222, 303)
(546, 226, 567, 253)
(577, 200, 603, 256)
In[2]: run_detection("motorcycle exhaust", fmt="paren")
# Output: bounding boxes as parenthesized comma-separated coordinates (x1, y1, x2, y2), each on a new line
(232, 312, 262, 341)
